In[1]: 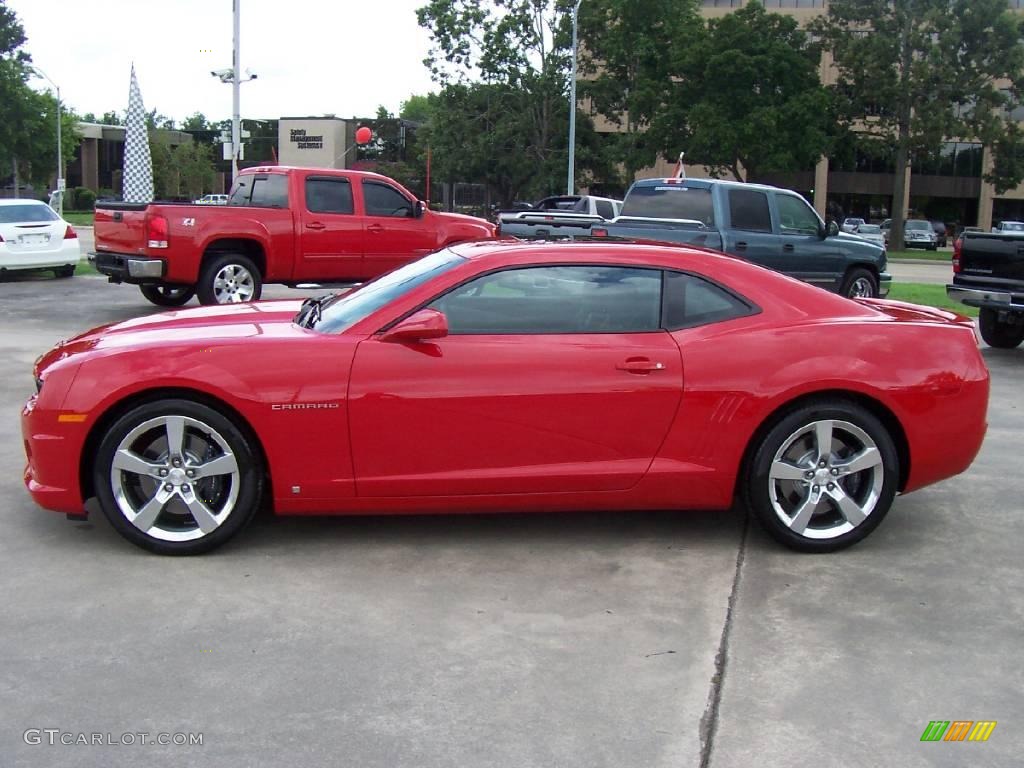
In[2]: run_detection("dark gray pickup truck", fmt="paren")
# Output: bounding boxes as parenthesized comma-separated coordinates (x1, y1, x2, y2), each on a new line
(593, 177, 891, 299)
(947, 231, 1024, 348)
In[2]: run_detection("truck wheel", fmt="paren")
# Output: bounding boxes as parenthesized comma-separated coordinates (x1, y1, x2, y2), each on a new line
(53, 264, 76, 278)
(197, 254, 262, 305)
(979, 308, 1024, 349)
(140, 284, 195, 307)
(840, 268, 877, 299)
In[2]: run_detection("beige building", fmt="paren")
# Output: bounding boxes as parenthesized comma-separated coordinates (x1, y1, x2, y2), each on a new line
(596, 0, 1024, 228)
(277, 117, 351, 170)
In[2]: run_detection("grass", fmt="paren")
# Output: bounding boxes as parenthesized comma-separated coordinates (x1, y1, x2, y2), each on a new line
(63, 211, 94, 226)
(76, 258, 100, 276)
(886, 249, 952, 262)
(886, 282, 978, 317)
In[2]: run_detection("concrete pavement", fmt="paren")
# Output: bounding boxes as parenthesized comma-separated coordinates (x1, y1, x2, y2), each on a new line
(1, 266, 1019, 767)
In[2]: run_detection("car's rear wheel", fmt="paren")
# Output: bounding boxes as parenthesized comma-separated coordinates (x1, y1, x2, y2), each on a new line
(94, 399, 263, 555)
(840, 268, 878, 299)
(745, 400, 899, 553)
(140, 284, 196, 307)
(53, 264, 75, 278)
(979, 308, 1024, 349)
(197, 253, 262, 305)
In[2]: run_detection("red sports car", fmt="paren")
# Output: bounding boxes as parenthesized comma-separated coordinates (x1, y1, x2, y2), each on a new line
(23, 242, 988, 555)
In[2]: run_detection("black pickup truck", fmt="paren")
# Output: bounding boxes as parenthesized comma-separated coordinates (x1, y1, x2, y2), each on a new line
(947, 231, 1024, 348)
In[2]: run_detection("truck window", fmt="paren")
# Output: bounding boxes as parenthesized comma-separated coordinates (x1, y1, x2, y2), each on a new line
(620, 186, 714, 225)
(249, 175, 289, 208)
(364, 182, 413, 218)
(776, 194, 821, 236)
(728, 189, 772, 233)
(595, 200, 615, 219)
(306, 178, 354, 214)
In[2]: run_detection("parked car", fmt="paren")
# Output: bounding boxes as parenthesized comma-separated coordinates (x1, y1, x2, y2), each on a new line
(854, 223, 886, 248)
(947, 229, 1024, 348)
(592, 176, 890, 298)
(0, 199, 80, 278)
(93, 166, 495, 306)
(496, 194, 623, 239)
(904, 219, 938, 250)
(841, 217, 866, 233)
(930, 221, 948, 247)
(991, 220, 1024, 234)
(24, 241, 988, 556)
(193, 194, 229, 205)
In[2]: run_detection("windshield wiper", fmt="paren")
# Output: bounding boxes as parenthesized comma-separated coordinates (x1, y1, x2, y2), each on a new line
(296, 294, 331, 329)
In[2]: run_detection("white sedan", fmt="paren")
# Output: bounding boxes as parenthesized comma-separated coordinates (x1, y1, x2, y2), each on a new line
(854, 223, 886, 248)
(0, 199, 80, 278)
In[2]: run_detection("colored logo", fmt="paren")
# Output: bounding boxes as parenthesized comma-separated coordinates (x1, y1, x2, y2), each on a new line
(920, 721, 997, 742)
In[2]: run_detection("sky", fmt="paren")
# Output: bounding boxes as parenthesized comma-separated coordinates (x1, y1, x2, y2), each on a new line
(8, 0, 440, 123)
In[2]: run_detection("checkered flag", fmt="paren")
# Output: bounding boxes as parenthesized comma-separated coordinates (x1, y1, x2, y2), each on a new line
(123, 65, 154, 203)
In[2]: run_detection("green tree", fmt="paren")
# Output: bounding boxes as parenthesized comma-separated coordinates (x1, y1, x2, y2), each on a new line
(399, 93, 434, 123)
(100, 110, 123, 125)
(655, 2, 834, 184)
(151, 136, 217, 200)
(181, 112, 210, 131)
(814, 0, 1024, 249)
(578, 0, 700, 181)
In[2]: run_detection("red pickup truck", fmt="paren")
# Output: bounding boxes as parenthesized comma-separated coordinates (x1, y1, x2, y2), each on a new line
(93, 166, 495, 306)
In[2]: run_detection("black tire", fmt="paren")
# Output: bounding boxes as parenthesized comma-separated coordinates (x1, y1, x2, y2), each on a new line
(840, 267, 878, 299)
(979, 308, 1024, 349)
(94, 399, 263, 555)
(197, 253, 262, 305)
(53, 264, 75, 278)
(744, 399, 899, 553)
(139, 283, 196, 307)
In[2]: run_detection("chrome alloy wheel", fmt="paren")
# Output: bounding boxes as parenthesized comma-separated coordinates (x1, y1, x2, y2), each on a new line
(767, 419, 884, 540)
(109, 415, 240, 542)
(847, 276, 874, 298)
(212, 263, 256, 303)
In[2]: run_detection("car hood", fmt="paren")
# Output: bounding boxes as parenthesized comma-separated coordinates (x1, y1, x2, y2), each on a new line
(36, 300, 307, 373)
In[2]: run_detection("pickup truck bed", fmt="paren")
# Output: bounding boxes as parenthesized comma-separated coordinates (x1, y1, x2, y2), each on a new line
(947, 231, 1024, 348)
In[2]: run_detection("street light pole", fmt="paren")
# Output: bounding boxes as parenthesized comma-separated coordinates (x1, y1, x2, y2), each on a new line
(567, 0, 582, 195)
(30, 66, 63, 215)
(232, 0, 241, 181)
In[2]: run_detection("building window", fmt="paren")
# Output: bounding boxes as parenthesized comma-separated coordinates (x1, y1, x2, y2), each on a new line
(761, 0, 826, 7)
(701, 0, 744, 7)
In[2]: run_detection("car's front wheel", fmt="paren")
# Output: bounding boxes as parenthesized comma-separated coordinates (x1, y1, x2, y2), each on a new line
(840, 268, 878, 299)
(140, 284, 196, 307)
(197, 254, 262, 305)
(94, 399, 263, 554)
(979, 308, 1024, 349)
(745, 400, 899, 553)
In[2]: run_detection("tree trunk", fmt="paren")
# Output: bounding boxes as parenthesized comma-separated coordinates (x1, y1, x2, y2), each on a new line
(889, 134, 909, 252)
(889, 2, 914, 253)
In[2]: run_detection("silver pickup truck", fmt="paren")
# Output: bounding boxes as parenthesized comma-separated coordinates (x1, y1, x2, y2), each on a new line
(497, 195, 623, 239)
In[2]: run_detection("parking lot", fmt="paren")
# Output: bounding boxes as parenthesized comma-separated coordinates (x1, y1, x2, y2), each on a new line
(1, 263, 1021, 767)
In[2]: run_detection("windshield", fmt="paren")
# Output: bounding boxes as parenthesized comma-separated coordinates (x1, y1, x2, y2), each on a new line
(621, 185, 714, 225)
(1001, 221, 1024, 231)
(906, 220, 930, 231)
(858, 225, 881, 234)
(0, 204, 59, 223)
(312, 249, 466, 333)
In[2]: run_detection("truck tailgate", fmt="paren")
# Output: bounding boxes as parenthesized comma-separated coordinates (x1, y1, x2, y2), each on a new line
(959, 233, 1024, 282)
(94, 204, 149, 256)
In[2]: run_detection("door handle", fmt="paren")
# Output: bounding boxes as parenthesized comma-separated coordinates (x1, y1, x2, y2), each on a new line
(305, 222, 325, 230)
(616, 358, 666, 374)
(367, 224, 384, 233)
(735, 241, 747, 251)
(783, 243, 795, 252)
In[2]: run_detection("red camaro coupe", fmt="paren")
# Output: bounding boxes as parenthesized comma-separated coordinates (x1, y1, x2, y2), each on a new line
(23, 242, 988, 555)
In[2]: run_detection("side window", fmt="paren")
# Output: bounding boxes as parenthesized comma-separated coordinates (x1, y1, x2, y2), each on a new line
(777, 194, 821, 235)
(306, 178, 354, 214)
(662, 271, 754, 330)
(728, 189, 772, 233)
(428, 265, 662, 334)
(595, 200, 615, 219)
(249, 175, 289, 208)
(227, 177, 251, 206)
(364, 182, 413, 217)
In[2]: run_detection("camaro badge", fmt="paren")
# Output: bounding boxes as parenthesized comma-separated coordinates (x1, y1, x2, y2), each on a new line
(271, 403, 340, 411)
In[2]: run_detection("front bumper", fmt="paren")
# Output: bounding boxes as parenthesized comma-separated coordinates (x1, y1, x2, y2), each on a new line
(878, 272, 892, 298)
(22, 394, 86, 514)
(946, 284, 1024, 312)
(93, 251, 165, 283)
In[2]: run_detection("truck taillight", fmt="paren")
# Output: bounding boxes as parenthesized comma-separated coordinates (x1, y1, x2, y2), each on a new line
(592, 227, 608, 237)
(952, 236, 962, 273)
(64, 225, 77, 240)
(147, 215, 169, 249)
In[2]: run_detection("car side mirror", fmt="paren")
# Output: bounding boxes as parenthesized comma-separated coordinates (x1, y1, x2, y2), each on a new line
(415, 200, 426, 218)
(380, 308, 448, 343)
(823, 220, 839, 238)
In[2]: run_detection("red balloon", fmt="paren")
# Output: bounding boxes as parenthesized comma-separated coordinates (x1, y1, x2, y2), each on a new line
(355, 126, 372, 145)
